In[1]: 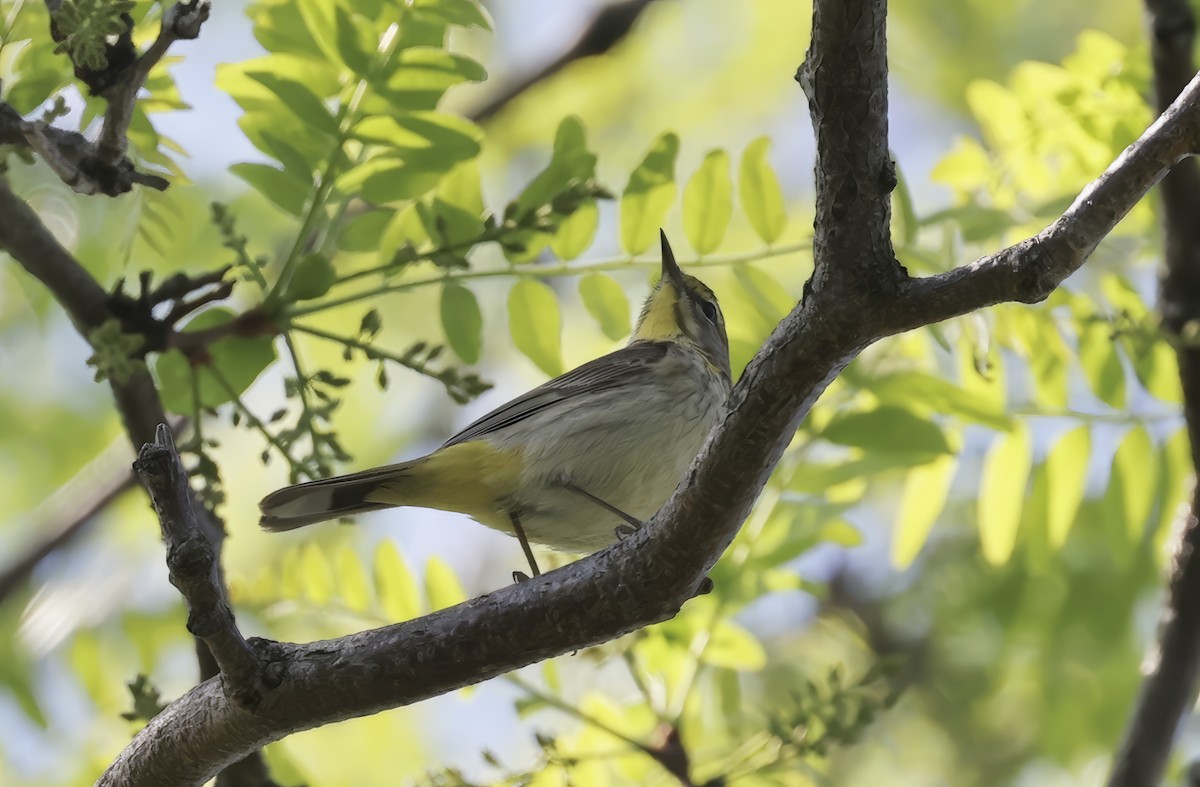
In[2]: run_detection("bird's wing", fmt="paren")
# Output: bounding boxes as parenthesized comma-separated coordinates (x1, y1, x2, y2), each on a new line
(442, 341, 671, 447)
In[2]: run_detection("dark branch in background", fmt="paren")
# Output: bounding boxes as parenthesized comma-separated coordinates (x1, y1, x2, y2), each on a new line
(95, 0, 1200, 780)
(0, 440, 136, 604)
(1107, 0, 1200, 784)
(468, 0, 655, 124)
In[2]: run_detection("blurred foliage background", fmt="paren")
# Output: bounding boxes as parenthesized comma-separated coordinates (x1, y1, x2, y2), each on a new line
(0, 0, 1190, 784)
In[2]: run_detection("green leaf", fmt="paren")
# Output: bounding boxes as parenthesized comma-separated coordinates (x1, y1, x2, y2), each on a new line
(683, 149, 733, 254)
(377, 48, 487, 109)
(891, 160, 918, 248)
(733, 266, 793, 333)
(892, 456, 957, 568)
(739, 137, 787, 244)
(1111, 425, 1157, 540)
(294, 0, 341, 64)
(338, 210, 394, 252)
(425, 556, 467, 610)
(871, 371, 1012, 430)
(621, 133, 679, 255)
(441, 284, 483, 364)
(1045, 426, 1090, 547)
(335, 158, 446, 204)
(516, 116, 596, 215)
(299, 542, 335, 604)
(1078, 320, 1125, 408)
(551, 202, 599, 261)
(350, 113, 483, 168)
(374, 540, 422, 620)
(284, 254, 336, 301)
(704, 619, 767, 671)
(821, 406, 952, 456)
(246, 72, 339, 136)
(430, 160, 485, 245)
(334, 6, 374, 75)
(923, 205, 1015, 243)
(155, 308, 278, 415)
(230, 163, 308, 217)
(579, 274, 631, 342)
(508, 279, 562, 376)
(413, 0, 492, 29)
(336, 545, 371, 612)
(978, 423, 1032, 565)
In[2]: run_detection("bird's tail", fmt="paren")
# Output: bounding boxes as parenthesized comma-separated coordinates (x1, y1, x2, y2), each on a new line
(258, 460, 419, 531)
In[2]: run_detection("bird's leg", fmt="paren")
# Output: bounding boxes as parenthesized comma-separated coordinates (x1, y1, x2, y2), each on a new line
(509, 511, 541, 583)
(561, 481, 642, 540)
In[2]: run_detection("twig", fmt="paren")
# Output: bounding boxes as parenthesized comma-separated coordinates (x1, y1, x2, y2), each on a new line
(1106, 0, 1200, 783)
(132, 424, 265, 704)
(468, 0, 657, 124)
(95, 0, 210, 165)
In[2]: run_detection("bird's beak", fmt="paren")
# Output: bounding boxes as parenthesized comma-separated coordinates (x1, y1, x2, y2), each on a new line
(660, 229, 686, 291)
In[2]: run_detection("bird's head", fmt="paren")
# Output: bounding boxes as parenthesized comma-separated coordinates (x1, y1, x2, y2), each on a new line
(632, 231, 731, 382)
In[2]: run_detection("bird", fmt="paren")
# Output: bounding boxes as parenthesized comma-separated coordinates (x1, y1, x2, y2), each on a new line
(259, 230, 732, 580)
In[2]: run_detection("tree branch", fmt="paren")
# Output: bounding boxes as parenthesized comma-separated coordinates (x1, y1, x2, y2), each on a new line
(133, 425, 265, 702)
(0, 179, 275, 785)
(1106, 1, 1200, 784)
(95, 0, 1200, 780)
(467, 0, 655, 124)
(95, 0, 209, 165)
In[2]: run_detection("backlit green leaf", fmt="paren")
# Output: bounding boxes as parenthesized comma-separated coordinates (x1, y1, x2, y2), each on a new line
(508, 279, 562, 376)
(822, 406, 952, 456)
(552, 202, 599, 261)
(1045, 426, 1090, 547)
(1078, 320, 1125, 408)
(978, 423, 1032, 565)
(374, 540, 422, 620)
(579, 273, 630, 341)
(1111, 425, 1157, 540)
(441, 284, 483, 364)
(621, 133, 679, 255)
(739, 137, 787, 244)
(230, 163, 308, 216)
(284, 254, 336, 301)
(336, 545, 371, 612)
(892, 456, 957, 568)
(425, 556, 467, 610)
(155, 308, 278, 415)
(683, 149, 733, 254)
(704, 619, 767, 671)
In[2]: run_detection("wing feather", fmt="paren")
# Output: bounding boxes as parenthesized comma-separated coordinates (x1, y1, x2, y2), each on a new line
(442, 341, 670, 447)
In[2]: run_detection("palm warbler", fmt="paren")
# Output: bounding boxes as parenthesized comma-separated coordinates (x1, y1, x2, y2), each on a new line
(259, 230, 731, 578)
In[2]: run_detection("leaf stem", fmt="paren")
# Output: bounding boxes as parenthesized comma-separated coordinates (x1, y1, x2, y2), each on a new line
(265, 22, 405, 304)
(285, 240, 812, 320)
(506, 674, 649, 753)
(207, 363, 310, 479)
(282, 333, 327, 474)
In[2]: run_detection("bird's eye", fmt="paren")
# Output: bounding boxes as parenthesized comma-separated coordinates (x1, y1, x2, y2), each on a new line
(700, 299, 718, 324)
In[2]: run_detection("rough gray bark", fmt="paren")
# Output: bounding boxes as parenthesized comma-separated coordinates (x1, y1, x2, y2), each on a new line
(87, 0, 1200, 782)
(1106, 0, 1200, 784)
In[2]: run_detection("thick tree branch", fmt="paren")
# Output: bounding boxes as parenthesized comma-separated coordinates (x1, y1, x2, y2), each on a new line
(96, 3, 1200, 782)
(1106, 0, 1200, 784)
(467, 0, 654, 124)
(797, 0, 902, 293)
